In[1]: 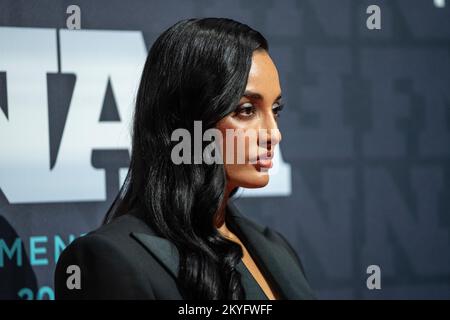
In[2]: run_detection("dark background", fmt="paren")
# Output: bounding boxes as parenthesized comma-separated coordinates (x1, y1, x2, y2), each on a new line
(0, 0, 449, 299)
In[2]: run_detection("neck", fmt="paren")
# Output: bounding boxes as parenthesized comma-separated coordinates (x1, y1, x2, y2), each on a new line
(214, 193, 229, 229)
(214, 185, 234, 235)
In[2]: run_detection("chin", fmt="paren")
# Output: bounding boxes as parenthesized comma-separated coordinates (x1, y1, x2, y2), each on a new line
(230, 165, 271, 189)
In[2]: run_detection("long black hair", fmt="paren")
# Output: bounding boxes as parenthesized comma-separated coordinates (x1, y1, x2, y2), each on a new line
(103, 17, 268, 300)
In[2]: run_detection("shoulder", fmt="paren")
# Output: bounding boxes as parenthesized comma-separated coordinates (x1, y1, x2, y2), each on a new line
(57, 211, 151, 267)
(54, 211, 156, 299)
(62, 207, 153, 256)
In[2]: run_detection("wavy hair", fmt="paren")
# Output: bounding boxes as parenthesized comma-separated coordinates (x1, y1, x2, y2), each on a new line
(103, 17, 268, 300)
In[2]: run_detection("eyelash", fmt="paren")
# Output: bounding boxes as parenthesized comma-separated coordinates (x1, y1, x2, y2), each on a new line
(235, 102, 284, 119)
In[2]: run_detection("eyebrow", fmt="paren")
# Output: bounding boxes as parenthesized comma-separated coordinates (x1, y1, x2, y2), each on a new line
(242, 90, 282, 102)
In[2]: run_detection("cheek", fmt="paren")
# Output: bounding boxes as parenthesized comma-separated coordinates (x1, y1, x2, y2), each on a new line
(216, 117, 269, 188)
(217, 121, 259, 164)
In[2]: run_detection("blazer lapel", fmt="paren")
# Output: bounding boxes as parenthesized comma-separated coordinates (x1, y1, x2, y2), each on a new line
(226, 203, 315, 300)
(130, 204, 315, 300)
(130, 231, 180, 280)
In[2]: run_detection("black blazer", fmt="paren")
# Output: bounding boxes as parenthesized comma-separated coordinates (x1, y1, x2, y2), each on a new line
(54, 203, 315, 300)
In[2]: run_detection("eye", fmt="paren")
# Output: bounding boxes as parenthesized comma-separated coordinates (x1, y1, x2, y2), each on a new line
(234, 103, 256, 119)
(272, 102, 284, 118)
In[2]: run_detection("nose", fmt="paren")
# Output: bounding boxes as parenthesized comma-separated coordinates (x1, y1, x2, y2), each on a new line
(258, 112, 282, 152)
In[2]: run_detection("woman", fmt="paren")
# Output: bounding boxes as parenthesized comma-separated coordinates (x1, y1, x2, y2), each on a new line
(54, 17, 315, 300)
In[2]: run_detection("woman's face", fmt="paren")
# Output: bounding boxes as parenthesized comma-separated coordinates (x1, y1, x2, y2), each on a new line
(216, 50, 283, 192)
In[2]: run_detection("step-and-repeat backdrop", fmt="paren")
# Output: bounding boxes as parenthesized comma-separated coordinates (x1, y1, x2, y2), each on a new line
(1, 0, 449, 299)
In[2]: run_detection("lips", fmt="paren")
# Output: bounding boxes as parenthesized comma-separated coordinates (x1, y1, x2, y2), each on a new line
(257, 158, 273, 168)
(254, 152, 273, 169)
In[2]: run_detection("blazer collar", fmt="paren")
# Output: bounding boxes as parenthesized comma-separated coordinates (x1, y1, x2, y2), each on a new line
(130, 203, 315, 300)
